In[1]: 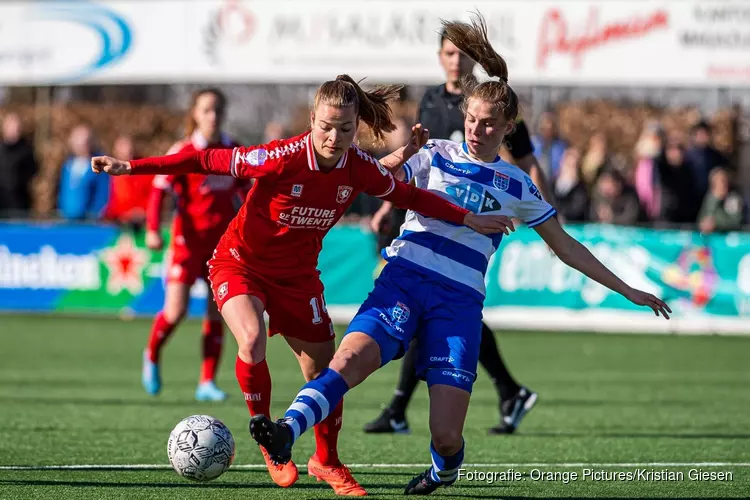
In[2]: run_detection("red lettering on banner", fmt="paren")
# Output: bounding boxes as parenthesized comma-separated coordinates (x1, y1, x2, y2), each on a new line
(537, 7, 669, 69)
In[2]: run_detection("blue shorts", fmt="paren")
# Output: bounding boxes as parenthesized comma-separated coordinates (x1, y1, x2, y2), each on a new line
(345, 261, 483, 393)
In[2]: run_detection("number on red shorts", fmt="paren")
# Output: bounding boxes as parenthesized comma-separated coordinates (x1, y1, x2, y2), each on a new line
(309, 295, 327, 324)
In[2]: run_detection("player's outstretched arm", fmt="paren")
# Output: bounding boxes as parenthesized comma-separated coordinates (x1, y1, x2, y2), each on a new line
(92, 149, 234, 177)
(534, 218, 671, 319)
(378, 124, 429, 181)
(379, 180, 514, 235)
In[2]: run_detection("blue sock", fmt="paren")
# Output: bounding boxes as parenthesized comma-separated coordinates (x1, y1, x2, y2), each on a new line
(281, 368, 350, 443)
(429, 440, 464, 484)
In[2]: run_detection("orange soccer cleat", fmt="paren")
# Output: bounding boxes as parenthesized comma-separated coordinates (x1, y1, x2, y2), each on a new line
(259, 445, 298, 488)
(307, 456, 367, 496)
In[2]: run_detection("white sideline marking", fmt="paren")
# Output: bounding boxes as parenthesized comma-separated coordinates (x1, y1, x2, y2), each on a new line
(2, 462, 750, 471)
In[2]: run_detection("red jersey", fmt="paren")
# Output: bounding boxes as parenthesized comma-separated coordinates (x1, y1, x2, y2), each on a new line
(131, 132, 469, 277)
(146, 131, 241, 247)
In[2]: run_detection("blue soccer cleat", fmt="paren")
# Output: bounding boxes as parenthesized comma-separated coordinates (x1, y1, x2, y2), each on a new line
(195, 380, 228, 402)
(141, 351, 161, 396)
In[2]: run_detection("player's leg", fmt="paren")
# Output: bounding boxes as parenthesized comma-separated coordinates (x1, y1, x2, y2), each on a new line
(283, 335, 343, 468)
(210, 261, 299, 488)
(195, 293, 227, 401)
(142, 279, 190, 395)
(363, 340, 418, 433)
(405, 384, 470, 495)
(250, 267, 417, 496)
(479, 322, 538, 435)
(404, 298, 481, 495)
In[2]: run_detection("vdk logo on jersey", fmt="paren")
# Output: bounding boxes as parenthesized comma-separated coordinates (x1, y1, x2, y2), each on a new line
(391, 302, 410, 324)
(446, 183, 501, 213)
(291, 184, 304, 197)
(336, 185, 353, 204)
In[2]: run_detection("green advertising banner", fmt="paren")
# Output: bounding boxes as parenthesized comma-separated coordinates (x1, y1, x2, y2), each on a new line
(484, 224, 750, 319)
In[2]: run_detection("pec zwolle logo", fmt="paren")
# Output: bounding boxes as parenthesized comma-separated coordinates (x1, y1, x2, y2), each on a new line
(391, 302, 410, 324)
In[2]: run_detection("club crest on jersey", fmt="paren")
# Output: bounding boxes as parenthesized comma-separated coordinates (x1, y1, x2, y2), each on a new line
(494, 171, 510, 191)
(336, 185, 353, 204)
(217, 282, 228, 300)
(246, 148, 267, 166)
(391, 302, 410, 324)
(525, 177, 542, 200)
(291, 184, 304, 197)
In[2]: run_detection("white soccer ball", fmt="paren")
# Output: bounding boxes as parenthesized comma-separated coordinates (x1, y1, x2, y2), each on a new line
(167, 415, 235, 482)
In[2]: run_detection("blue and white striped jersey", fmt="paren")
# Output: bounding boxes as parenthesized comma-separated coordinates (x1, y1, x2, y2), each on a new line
(384, 139, 556, 300)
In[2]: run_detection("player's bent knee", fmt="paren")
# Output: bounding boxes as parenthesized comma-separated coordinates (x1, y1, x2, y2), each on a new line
(330, 344, 379, 387)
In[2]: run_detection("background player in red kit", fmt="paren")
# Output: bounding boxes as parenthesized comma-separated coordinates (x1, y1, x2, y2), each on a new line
(92, 75, 513, 496)
(142, 88, 241, 402)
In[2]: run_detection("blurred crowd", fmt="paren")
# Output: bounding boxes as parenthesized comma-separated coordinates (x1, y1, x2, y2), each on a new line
(0, 95, 746, 234)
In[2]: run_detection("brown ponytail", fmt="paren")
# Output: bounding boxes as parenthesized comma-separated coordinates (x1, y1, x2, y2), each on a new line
(313, 75, 402, 144)
(440, 14, 519, 122)
(185, 87, 227, 136)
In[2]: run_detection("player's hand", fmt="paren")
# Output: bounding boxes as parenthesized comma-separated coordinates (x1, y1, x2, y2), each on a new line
(625, 288, 671, 319)
(145, 230, 163, 251)
(91, 156, 131, 176)
(404, 124, 429, 158)
(464, 213, 515, 235)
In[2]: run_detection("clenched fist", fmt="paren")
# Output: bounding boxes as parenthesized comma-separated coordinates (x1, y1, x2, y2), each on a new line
(91, 156, 131, 176)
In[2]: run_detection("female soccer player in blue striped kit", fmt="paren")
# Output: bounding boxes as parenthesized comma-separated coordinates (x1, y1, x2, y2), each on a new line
(249, 14, 671, 495)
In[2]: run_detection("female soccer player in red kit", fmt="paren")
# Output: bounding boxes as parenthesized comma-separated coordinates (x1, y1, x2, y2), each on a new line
(142, 88, 241, 402)
(92, 75, 513, 496)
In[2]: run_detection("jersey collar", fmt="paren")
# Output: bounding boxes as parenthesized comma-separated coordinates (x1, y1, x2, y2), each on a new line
(304, 133, 348, 171)
(461, 142, 501, 163)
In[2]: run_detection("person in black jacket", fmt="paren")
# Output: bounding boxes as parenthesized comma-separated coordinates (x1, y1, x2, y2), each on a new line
(366, 27, 555, 436)
(0, 113, 37, 217)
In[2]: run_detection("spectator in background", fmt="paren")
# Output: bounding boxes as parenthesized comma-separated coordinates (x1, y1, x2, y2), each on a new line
(531, 111, 566, 180)
(698, 167, 744, 233)
(590, 168, 642, 225)
(656, 139, 700, 224)
(554, 147, 589, 222)
(633, 121, 663, 220)
(58, 124, 109, 220)
(685, 120, 727, 200)
(103, 135, 153, 226)
(581, 132, 609, 187)
(0, 112, 37, 217)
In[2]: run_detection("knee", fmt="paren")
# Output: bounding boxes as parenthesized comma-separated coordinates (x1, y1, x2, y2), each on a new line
(329, 346, 378, 384)
(162, 303, 187, 324)
(431, 428, 463, 457)
(235, 323, 265, 363)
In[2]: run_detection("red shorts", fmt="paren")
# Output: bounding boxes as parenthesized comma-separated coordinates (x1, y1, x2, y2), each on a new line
(165, 239, 213, 285)
(208, 244, 334, 343)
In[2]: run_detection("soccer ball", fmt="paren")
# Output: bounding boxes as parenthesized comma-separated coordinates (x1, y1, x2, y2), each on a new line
(167, 415, 235, 482)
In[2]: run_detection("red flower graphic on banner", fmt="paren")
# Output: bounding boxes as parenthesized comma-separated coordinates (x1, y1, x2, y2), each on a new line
(101, 234, 148, 295)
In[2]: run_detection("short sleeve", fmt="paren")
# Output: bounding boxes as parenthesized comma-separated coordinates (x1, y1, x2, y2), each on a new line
(402, 144, 433, 183)
(230, 143, 285, 179)
(354, 150, 396, 198)
(513, 175, 556, 227)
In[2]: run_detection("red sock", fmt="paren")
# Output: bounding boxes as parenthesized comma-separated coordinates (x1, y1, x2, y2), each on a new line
(235, 356, 272, 417)
(200, 320, 223, 383)
(145, 312, 177, 363)
(313, 401, 343, 466)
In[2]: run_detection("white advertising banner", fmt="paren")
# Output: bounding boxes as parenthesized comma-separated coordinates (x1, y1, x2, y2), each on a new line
(0, 0, 748, 86)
